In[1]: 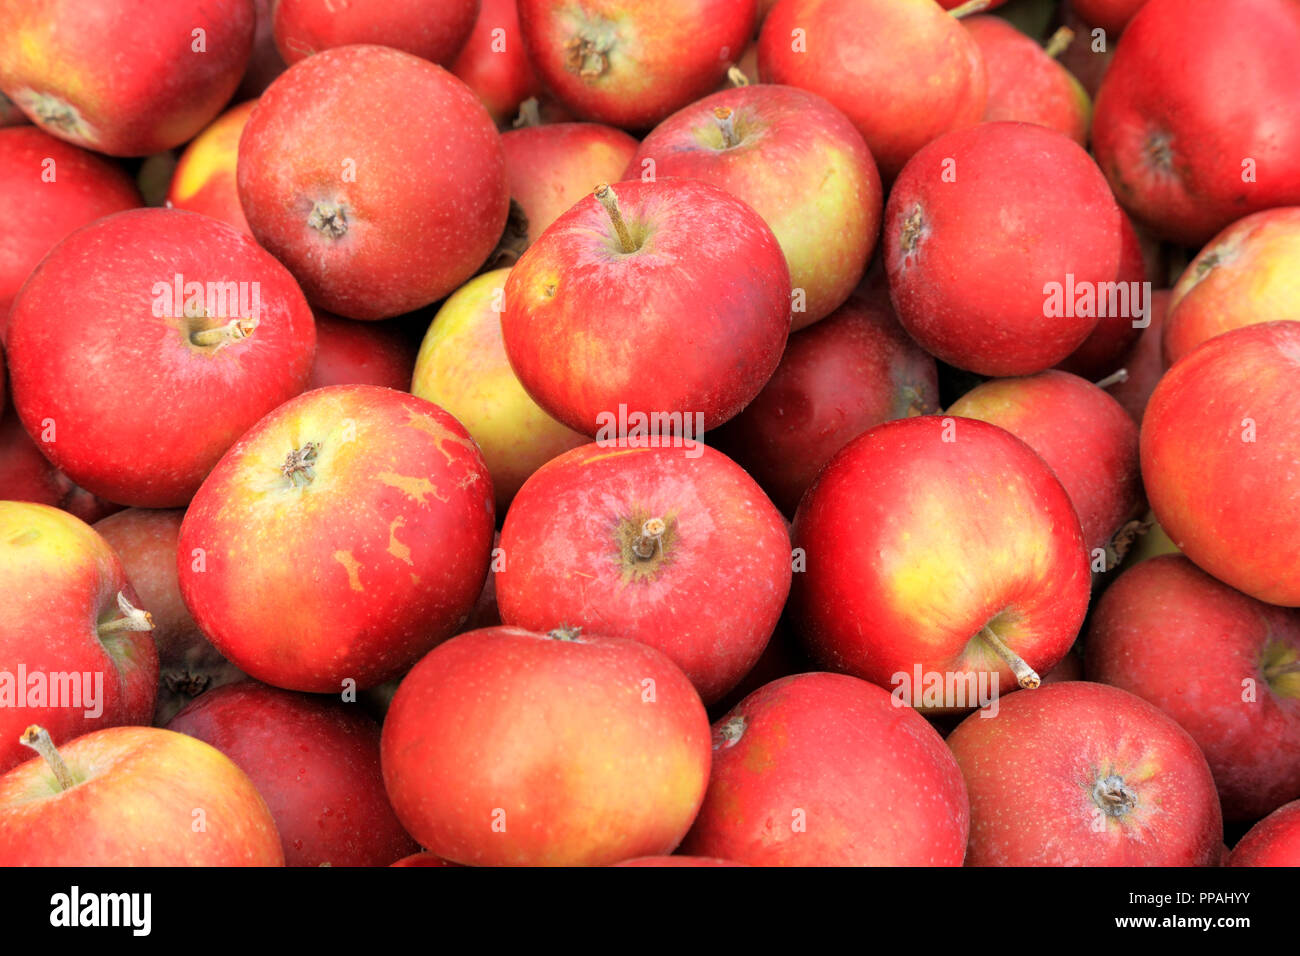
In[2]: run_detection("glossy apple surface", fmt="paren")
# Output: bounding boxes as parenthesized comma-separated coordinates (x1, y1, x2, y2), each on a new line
(273, 0, 477, 66)
(165, 100, 256, 234)
(0, 410, 123, 524)
(1229, 800, 1300, 866)
(308, 311, 418, 392)
(452, 0, 541, 124)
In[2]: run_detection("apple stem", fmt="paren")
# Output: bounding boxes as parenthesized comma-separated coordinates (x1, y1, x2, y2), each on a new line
(512, 97, 542, 129)
(20, 726, 76, 791)
(979, 625, 1040, 689)
(593, 184, 636, 254)
(1043, 25, 1074, 59)
(1264, 659, 1300, 680)
(947, 0, 990, 18)
(713, 107, 740, 148)
(190, 318, 256, 349)
(632, 517, 666, 560)
(726, 65, 749, 88)
(1094, 368, 1129, 389)
(97, 591, 154, 635)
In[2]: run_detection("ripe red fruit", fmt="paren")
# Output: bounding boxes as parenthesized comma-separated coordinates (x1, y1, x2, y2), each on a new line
(714, 288, 939, 515)
(390, 852, 457, 867)
(1071, 0, 1150, 33)
(237, 45, 508, 319)
(273, 0, 477, 66)
(178, 385, 495, 693)
(1091, 0, 1300, 245)
(792, 416, 1090, 699)
(0, 502, 158, 773)
(380, 625, 712, 866)
(1104, 289, 1171, 426)
(884, 121, 1124, 376)
(680, 672, 970, 865)
(452, 0, 542, 124)
(614, 856, 746, 866)
(502, 178, 790, 436)
(1086, 555, 1300, 821)
(758, 0, 986, 179)
(6, 208, 315, 508)
(165, 100, 256, 235)
(949, 681, 1224, 866)
(516, 0, 757, 129)
(167, 682, 418, 867)
(497, 442, 791, 703)
(0, 127, 140, 337)
(629, 84, 882, 328)
(1229, 801, 1300, 866)
(307, 312, 418, 392)
(0, 0, 254, 156)
(0, 411, 122, 524)
(1141, 322, 1300, 606)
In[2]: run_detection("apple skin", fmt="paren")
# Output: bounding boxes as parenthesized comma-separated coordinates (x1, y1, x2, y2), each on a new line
(502, 177, 790, 437)
(614, 856, 745, 866)
(1072, 0, 1149, 33)
(92, 508, 245, 726)
(1103, 289, 1171, 426)
(0, 0, 254, 156)
(713, 288, 939, 516)
(0, 411, 123, 524)
(947, 370, 1144, 561)
(178, 385, 495, 693)
(0, 502, 158, 773)
(758, 0, 986, 180)
(1085, 555, 1300, 822)
(884, 122, 1123, 376)
(963, 15, 1090, 146)
(516, 0, 757, 129)
(6, 208, 316, 508)
(236, 0, 287, 98)
(308, 311, 418, 392)
(411, 269, 586, 513)
(1141, 321, 1300, 607)
(496, 442, 791, 703)
(237, 44, 508, 320)
(380, 625, 712, 866)
(0, 127, 141, 338)
(1163, 207, 1300, 366)
(167, 681, 418, 867)
(0, 726, 283, 866)
(1229, 801, 1300, 866)
(1091, 0, 1300, 246)
(274, 0, 477, 66)
(452, 0, 542, 124)
(791, 416, 1090, 702)
(165, 100, 256, 234)
(500, 122, 639, 250)
(628, 84, 881, 329)
(679, 672, 970, 865)
(949, 681, 1223, 866)
(1057, 3, 1116, 99)
(0, 91, 25, 127)
(390, 851, 458, 867)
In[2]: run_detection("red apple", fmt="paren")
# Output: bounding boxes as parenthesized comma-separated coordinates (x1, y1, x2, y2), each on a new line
(1229, 800, 1300, 866)
(1102, 288, 1171, 426)
(614, 856, 745, 866)
(0, 725, 283, 865)
(1057, 3, 1116, 98)
(93, 508, 245, 726)
(680, 672, 970, 865)
(0, 410, 123, 524)
(167, 681, 418, 867)
(1085, 555, 1300, 821)
(1141, 321, 1300, 606)
(948, 681, 1223, 865)
(380, 625, 712, 866)
(884, 121, 1124, 376)
(0, 126, 141, 338)
(452, 0, 542, 124)
(517, 0, 757, 129)
(178, 385, 495, 693)
(308, 311, 418, 392)
(165, 100, 256, 234)
(0, 502, 157, 773)
(947, 370, 1144, 562)
(0, 0, 254, 156)
(758, 0, 986, 179)
(628, 84, 881, 328)
(390, 851, 458, 867)
(411, 268, 586, 512)
(1163, 207, 1300, 366)
(236, 0, 288, 98)
(274, 0, 477, 66)
(6, 208, 316, 508)
(1091, 0, 1300, 245)
(963, 15, 1090, 146)
(502, 178, 790, 437)
(1072, 0, 1151, 35)
(791, 416, 1090, 702)
(713, 287, 939, 515)
(497, 442, 791, 703)
(500, 121, 639, 250)
(237, 44, 508, 319)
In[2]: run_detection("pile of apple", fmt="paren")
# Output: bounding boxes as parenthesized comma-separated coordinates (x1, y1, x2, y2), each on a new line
(1, 0, 1299, 868)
